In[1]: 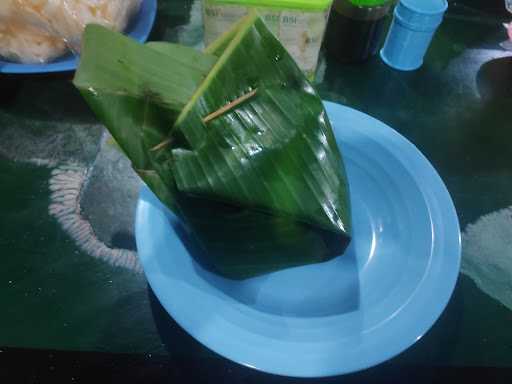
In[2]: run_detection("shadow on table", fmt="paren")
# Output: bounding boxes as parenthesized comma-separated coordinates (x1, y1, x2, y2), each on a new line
(477, 56, 512, 100)
(148, 0, 193, 41)
(148, 286, 215, 358)
(0, 72, 95, 123)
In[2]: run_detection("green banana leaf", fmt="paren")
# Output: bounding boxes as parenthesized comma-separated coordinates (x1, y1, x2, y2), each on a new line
(74, 13, 351, 279)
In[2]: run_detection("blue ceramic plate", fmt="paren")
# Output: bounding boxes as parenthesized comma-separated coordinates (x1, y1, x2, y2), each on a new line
(0, 0, 157, 74)
(135, 102, 461, 377)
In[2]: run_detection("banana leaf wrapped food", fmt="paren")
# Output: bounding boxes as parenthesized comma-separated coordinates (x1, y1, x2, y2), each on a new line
(73, 12, 352, 279)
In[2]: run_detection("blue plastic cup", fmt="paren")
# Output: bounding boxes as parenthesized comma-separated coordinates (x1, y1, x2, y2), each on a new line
(380, 0, 448, 71)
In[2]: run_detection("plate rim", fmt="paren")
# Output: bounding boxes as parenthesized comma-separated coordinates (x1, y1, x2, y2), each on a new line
(0, 0, 157, 74)
(135, 101, 461, 377)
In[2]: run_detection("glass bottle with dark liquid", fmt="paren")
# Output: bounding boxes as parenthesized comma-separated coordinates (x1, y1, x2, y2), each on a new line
(325, 0, 393, 63)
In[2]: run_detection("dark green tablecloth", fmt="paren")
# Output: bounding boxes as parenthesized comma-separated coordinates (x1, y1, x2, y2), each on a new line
(1, 0, 511, 381)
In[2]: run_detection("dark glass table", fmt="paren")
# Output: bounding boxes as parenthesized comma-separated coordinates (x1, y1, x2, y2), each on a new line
(1, 0, 512, 382)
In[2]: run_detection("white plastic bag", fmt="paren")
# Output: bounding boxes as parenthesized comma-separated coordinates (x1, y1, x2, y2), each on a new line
(0, 0, 142, 64)
(500, 22, 512, 51)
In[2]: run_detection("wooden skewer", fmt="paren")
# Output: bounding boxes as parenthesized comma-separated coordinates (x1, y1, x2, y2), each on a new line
(149, 89, 258, 152)
(150, 138, 172, 152)
(202, 88, 258, 124)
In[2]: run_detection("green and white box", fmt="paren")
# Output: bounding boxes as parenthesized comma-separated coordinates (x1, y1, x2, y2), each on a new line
(203, 0, 333, 77)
